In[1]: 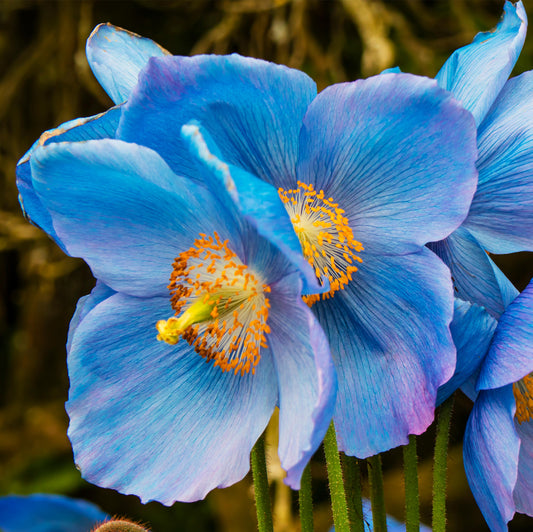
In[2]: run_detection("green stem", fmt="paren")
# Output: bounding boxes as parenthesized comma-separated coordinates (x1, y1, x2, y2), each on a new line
(299, 463, 314, 532)
(403, 435, 420, 532)
(251, 433, 273, 532)
(342, 454, 365, 532)
(323, 423, 350, 532)
(432, 395, 455, 532)
(367, 455, 387, 532)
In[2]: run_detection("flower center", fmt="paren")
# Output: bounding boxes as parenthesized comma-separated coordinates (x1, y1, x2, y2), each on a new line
(278, 181, 363, 305)
(514, 373, 533, 424)
(156, 232, 271, 375)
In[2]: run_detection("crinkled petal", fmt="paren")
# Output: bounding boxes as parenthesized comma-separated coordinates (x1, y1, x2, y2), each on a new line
(436, 0, 527, 126)
(478, 278, 533, 390)
(428, 226, 516, 319)
(86, 23, 170, 104)
(464, 71, 533, 253)
(267, 270, 336, 487)
(16, 107, 120, 245)
(0, 494, 108, 532)
(67, 293, 277, 504)
(463, 386, 519, 532)
(436, 298, 497, 405)
(181, 121, 325, 295)
(514, 419, 533, 516)
(118, 53, 317, 189)
(296, 73, 477, 255)
(315, 248, 455, 457)
(31, 139, 237, 297)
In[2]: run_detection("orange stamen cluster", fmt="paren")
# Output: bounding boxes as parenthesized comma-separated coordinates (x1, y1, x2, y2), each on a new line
(156, 232, 271, 375)
(514, 373, 533, 423)
(278, 181, 363, 305)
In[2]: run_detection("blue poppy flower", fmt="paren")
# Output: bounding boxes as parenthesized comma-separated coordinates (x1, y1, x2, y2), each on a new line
(427, 0, 533, 318)
(0, 494, 108, 532)
(440, 274, 533, 530)
(25, 122, 336, 504)
(18, 24, 479, 462)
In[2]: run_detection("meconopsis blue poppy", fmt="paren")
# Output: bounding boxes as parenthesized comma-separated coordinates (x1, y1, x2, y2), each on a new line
(17, 22, 478, 493)
(427, 0, 533, 318)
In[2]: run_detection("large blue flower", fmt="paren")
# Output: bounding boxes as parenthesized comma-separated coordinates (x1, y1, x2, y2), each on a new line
(428, 0, 533, 318)
(23, 125, 336, 503)
(0, 494, 108, 532)
(18, 24, 478, 461)
(451, 277, 533, 531)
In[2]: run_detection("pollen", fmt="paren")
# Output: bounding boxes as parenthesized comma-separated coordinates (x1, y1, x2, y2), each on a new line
(278, 181, 363, 305)
(514, 373, 533, 424)
(156, 232, 271, 376)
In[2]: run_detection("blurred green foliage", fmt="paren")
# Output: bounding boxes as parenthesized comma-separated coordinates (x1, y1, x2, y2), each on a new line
(1, 1, 532, 530)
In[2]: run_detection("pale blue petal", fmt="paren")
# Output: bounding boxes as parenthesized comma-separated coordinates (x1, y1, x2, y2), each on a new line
(463, 386, 519, 532)
(464, 71, 533, 253)
(436, 0, 527, 126)
(118, 53, 317, 189)
(86, 23, 170, 104)
(315, 248, 455, 457)
(436, 298, 497, 405)
(67, 293, 277, 504)
(478, 278, 533, 390)
(267, 271, 336, 487)
(296, 73, 477, 255)
(0, 494, 108, 532)
(31, 139, 236, 297)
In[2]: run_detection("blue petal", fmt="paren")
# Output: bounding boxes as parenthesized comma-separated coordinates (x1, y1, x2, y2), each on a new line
(315, 248, 455, 457)
(464, 71, 533, 253)
(514, 419, 533, 516)
(31, 139, 237, 297)
(66, 281, 115, 352)
(267, 270, 336, 488)
(463, 386, 519, 531)
(118, 53, 317, 189)
(478, 278, 533, 390)
(296, 73, 477, 256)
(16, 108, 120, 245)
(86, 23, 170, 104)
(67, 293, 278, 504)
(436, 298, 497, 405)
(428, 226, 517, 319)
(181, 122, 326, 295)
(435, 0, 527, 126)
(0, 494, 108, 532)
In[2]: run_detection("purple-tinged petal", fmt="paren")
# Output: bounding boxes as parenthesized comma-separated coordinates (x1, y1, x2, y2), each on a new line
(118, 53, 317, 189)
(464, 71, 533, 253)
(86, 23, 170, 105)
(181, 122, 326, 295)
(16, 107, 120, 245)
(514, 419, 533, 516)
(30, 139, 238, 298)
(267, 270, 336, 487)
(436, 298, 497, 406)
(428, 227, 517, 319)
(478, 279, 533, 390)
(67, 293, 278, 504)
(436, 0, 527, 126)
(315, 248, 455, 457)
(463, 386, 519, 532)
(297, 73, 477, 256)
(0, 494, 108, 532)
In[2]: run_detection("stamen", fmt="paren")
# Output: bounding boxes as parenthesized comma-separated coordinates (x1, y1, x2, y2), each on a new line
(514, 373, 533, 424)
(278, 181, 363, 305)
(156, 232, 270, 375)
